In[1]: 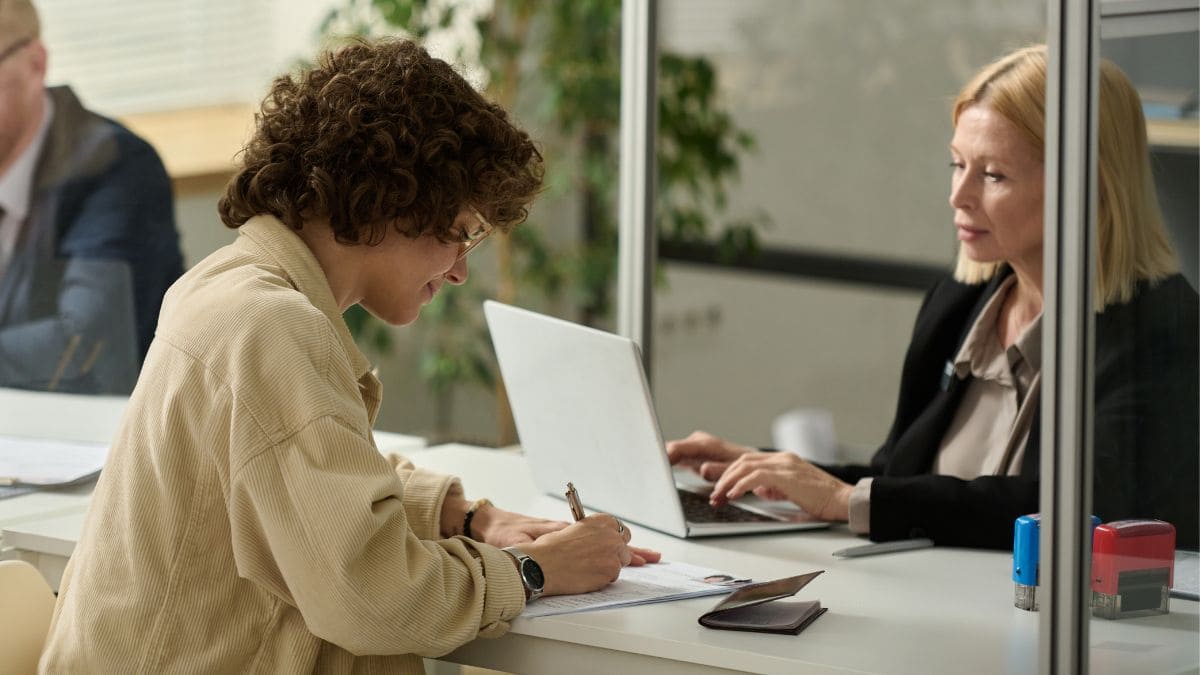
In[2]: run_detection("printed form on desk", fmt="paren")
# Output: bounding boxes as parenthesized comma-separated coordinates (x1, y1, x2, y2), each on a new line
(522, 560, 748, 618)
(0, 435, 108, 499)
(1174, 550, 1199, 601)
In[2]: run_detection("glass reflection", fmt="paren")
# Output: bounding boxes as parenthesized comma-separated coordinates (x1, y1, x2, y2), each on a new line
(1090, 22, 1199, 675)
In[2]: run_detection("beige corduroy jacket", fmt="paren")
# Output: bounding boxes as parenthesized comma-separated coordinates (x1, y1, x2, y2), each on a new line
(40, 215, 525, 674)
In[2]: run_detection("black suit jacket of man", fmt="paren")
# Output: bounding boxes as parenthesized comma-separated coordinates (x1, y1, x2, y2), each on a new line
(820, 268, 1199, 550)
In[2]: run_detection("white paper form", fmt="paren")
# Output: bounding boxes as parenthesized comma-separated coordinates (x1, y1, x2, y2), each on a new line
(522, 560, 748, 618)
(0, 435, 108, 488)
(1173, 550, 1198, 601)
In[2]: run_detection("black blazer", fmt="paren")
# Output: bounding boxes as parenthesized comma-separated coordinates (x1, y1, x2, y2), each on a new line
(821, 269, 1198, 550)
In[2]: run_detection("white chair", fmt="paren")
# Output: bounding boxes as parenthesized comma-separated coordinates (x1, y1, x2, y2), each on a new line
(0, 559, 56, 674)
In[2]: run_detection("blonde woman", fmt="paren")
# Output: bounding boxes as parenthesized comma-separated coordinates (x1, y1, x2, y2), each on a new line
(668, 45, 1198, 550)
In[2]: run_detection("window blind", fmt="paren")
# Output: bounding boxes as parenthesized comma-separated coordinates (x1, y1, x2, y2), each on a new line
(38, 0, 277, 116)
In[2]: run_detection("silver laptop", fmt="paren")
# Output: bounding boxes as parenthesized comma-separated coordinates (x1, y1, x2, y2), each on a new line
(484, 300, 829, 538)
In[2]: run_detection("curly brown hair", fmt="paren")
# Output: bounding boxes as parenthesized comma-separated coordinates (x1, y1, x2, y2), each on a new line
(219, 38, 543, 245)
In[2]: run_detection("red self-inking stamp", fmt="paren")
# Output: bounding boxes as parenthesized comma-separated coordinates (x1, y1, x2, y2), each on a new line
(1091, 519, 1175, 619)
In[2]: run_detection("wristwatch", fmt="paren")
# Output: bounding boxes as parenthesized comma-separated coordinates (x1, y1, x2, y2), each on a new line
(502, 546, 545, 601)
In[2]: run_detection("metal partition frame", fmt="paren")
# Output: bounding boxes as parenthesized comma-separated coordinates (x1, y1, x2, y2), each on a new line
(1041, 1, 1100, 672)
(616, 0, 659, 377)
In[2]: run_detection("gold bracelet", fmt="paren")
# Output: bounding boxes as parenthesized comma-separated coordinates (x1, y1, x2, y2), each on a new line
(463, 498, 493, 540)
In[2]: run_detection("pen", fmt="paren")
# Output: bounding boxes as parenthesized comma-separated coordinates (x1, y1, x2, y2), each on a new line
(832, 538, 934, 558)
(565, 482, 585, 521)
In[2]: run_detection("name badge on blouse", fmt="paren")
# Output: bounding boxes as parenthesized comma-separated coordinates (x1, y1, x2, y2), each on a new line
(940, 360, 955, 392)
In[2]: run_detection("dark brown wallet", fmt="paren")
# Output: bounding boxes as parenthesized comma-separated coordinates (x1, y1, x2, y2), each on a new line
(698, 570, 827, 635)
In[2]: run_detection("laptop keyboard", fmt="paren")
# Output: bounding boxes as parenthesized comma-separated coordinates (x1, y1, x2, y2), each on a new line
(677, 488, 778, 523)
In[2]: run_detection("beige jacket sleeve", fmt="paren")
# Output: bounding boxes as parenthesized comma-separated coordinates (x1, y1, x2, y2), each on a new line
(384, 452, 461, 541)
(228, 415, 525, 657)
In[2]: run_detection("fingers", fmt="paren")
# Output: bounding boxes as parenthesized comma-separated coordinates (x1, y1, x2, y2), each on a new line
(707, 452, 850, 517)
(709, 457, 747, 504)
(527, 520, 569, 539)
(699, 460, 730, 482)
(585, 513, 626, 534)
(529, 517, 630, 595)
(665, 430, 719, 466)
(752, 485, 787, 501)
(724, 468, 778, 502)
(533, 513, 666, 595)
(627, 546, 662, 566)
(710, 453, 783, 504)
(665, 440, 696, 468)
(593, 514, 647, 569)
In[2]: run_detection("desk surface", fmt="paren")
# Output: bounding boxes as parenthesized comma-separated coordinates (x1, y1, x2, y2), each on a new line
(6, 443, 1195, 674)
(0, 388, 129, 443)
(420, 446, 1199, 675)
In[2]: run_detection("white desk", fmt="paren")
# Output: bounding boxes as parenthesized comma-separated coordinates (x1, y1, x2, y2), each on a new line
(0, 387, 130, 442)
(4, 444, 1196, 674)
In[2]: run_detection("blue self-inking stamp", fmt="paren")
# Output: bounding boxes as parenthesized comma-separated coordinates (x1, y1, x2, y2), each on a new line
(1012, 514, 1041, 611)
(1012, 513, 1100, 611)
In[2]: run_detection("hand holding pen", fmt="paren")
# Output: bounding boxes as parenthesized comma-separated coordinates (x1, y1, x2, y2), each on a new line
(565, 482, 588, 522)
(565, 482, 661, 566)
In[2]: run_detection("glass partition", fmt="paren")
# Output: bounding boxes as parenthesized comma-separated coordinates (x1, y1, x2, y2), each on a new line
(1087, 4, 1199, 671)
(652, 0, 1044, 457)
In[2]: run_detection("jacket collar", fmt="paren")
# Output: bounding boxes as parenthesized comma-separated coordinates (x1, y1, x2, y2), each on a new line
(236, 215, 374, 385)
(34, 86, 109, 199)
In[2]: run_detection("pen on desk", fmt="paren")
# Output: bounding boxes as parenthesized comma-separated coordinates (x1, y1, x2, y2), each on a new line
(565, 482, 585, 522)
(832, 538, 934, 558)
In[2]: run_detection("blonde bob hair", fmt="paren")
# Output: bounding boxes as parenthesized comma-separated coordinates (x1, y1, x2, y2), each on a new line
(951, 45, 1178, 310)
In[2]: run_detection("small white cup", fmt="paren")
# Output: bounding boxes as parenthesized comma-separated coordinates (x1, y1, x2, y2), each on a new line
(771, 408, 837, 464)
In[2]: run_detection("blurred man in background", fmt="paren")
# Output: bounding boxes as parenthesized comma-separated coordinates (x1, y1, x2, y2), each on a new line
(0, 0, 182, 394)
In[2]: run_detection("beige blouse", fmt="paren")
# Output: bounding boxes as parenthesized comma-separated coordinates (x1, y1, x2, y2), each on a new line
(849, 275, 1042, 534)
(41, 216, 524, 674)
(935, 274, 1042, 479)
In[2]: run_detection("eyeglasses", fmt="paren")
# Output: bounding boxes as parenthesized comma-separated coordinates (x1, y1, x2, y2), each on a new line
(0, 37, 32, 65)
(457, 205, 495, 260)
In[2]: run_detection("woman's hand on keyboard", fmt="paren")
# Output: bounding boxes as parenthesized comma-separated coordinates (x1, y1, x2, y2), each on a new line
(708, 452, 853, 522)
(666, 431, 757, 481)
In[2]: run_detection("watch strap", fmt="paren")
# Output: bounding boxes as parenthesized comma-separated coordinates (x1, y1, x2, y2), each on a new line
(502, 546, 544, 601)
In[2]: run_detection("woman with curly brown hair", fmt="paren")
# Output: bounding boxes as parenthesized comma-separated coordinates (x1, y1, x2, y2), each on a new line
(42, 39, 657, 673)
